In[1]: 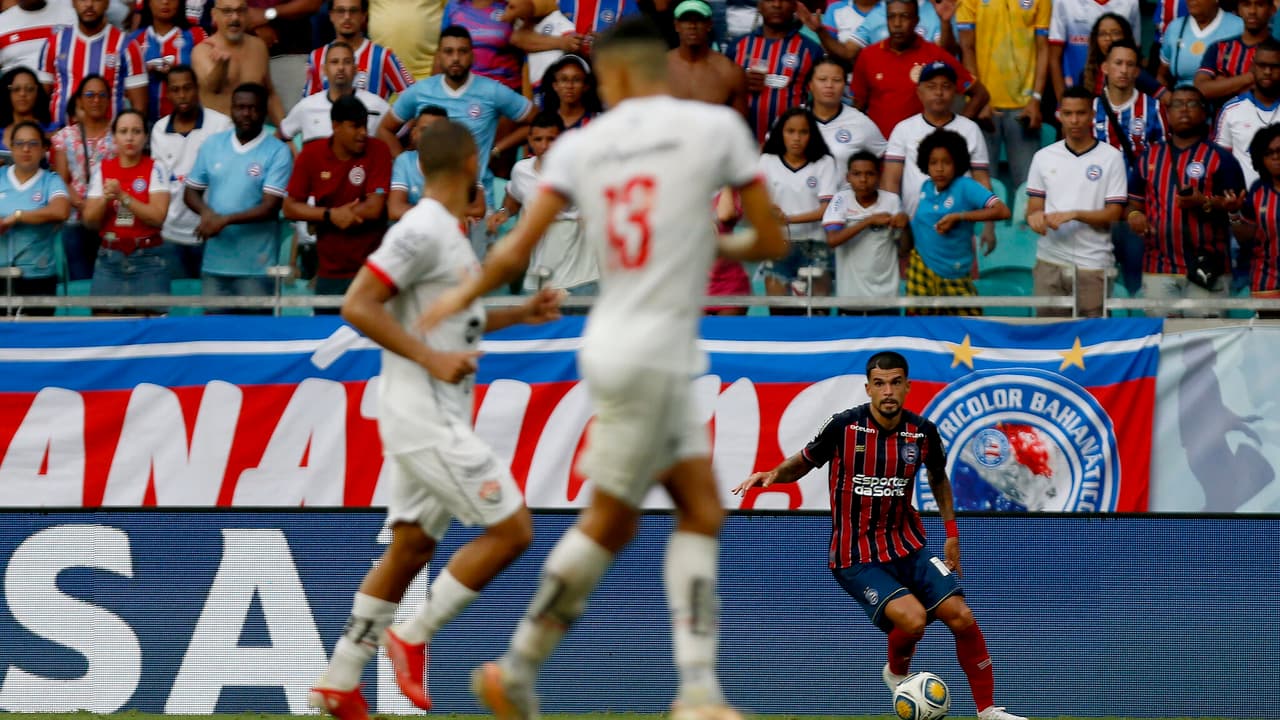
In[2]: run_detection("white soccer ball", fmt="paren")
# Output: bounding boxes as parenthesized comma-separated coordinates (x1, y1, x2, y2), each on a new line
(893, 672, 951, 720)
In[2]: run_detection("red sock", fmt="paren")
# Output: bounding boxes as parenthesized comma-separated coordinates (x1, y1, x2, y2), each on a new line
(886, 627, 924, 675)
(954, 623, 995, 711)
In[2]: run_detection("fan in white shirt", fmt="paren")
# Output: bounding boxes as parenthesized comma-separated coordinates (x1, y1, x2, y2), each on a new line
(278, 41, 389, 146)
(1025, 88, 1128, 317)
(0, 0, 76, 75)
(823, 150, 906, 305)
(150, 66, 233, 278)
(808, 55, 887, 182)
(1214, 41, 1280, 188)
(882, 61, 991, 216)
(419, 18, 788, 720)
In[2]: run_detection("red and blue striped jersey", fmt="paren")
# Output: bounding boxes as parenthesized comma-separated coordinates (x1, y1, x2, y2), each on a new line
(1155, 0, 1187, 40)
(557, 0, 638, 34)
(1092, 91, 1166, 160)
(40, 25, 146, 128)
(1129, 138, 1246, 275)
(302, 38, 415, 99)
(1198, 37, 1259, 81)
(728, 26, 823, 145)
(1243, 180, 1280, 292)
(126, 26, 208, 122)
(802, 405, 946, 567)
(442, 0, 522, 90)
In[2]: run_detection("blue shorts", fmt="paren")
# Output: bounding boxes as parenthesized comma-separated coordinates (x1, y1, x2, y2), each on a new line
(831, 549, 963, 633)
(761, 239, 834, 288)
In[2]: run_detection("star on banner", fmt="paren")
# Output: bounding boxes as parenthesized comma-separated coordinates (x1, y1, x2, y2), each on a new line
(946, 334, 983, 369)
(1058, 337, 1087, 371)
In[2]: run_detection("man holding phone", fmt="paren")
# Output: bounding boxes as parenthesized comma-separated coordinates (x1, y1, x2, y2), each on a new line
(726, 0, 822, 143)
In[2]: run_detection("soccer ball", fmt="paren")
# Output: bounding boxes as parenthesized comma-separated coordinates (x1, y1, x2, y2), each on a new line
(893, 672, 950, 720)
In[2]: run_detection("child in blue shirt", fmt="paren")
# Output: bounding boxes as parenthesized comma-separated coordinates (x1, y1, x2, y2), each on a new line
(906, 128, 1010, 314)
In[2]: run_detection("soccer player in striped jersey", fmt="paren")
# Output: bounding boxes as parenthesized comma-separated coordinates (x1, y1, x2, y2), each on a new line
(727, 0, 822, 144)
(735, 351, 1026, 720)
(1127, 85, 1246, 315)
(1236, 124, 1280, 317)
(1196, 0, 1275, 104)
(301, 0, 414, 100)
(127, 0, 209, 123)
(40, 0, 148, 127)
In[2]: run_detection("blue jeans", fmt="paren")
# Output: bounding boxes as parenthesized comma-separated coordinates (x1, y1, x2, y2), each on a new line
(982, 108, 1042, 191)
(201, 274, 275, 315)
(90, 246, 170, 296)
(62, 224, 98, 282)
(160, 242, 204, 280)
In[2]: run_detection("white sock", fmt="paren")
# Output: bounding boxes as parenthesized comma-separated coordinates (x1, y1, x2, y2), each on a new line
(320, 593, 398, 690)
(395, 569, 478, 645)
(504, 527, 613, 680)
(666, 531, 724, 706)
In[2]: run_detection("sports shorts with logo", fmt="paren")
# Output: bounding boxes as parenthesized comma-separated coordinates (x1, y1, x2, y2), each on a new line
(831, 548, 963, 632)
(384, 427, 523, 539)
(577, 357, 710, 508)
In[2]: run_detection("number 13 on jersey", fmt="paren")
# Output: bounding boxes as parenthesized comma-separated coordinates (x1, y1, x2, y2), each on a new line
(604, 176, 657, 270)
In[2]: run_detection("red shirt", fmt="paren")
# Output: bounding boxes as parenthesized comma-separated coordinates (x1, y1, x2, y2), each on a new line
(99, 156, 163, 249)
(850, 37, 975, 137)
(286, 137, 393, 278)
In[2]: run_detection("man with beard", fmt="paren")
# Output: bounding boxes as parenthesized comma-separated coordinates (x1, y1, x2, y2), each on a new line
(666, 0, 746, 115)
(376, 25, 534, 205)
(301, 0, 415, 99)
(1128, 85, 1246, 316)
(40, 0, 148, 126)
(191, 0, 284, 125)
(734, 351, 1026, 720)
(280, 41, 390, 146)
(1215, 39, 1280, 187)
(151, 64, 233, 280)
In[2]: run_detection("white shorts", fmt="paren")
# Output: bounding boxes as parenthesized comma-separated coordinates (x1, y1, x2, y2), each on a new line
(384, 429, 524, 540)
(577, 358, 710, 508)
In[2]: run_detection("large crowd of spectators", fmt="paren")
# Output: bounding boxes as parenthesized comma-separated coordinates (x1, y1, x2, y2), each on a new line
(0, 0, 1277, 318)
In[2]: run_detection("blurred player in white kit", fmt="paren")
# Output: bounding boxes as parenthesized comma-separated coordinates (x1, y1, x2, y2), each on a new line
(421, 16, 789, 720)
(308, 119, 564, 720)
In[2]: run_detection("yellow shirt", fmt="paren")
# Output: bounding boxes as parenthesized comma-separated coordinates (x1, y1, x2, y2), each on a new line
(956, 0, 1051, 110)
(370, 0, 445, 80)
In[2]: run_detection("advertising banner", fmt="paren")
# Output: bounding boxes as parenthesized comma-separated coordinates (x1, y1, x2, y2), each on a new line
(0, 317, 1161, 511)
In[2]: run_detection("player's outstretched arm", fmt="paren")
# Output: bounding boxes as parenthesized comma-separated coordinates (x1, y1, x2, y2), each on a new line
(343, 267, 481, 384)
(719, 180, 789, 262)
(732, 451, 813, 495)
(484, 287, 565, 332)
(417, 188, 568, 331)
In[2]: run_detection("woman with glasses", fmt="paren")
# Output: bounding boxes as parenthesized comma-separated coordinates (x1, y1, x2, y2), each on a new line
(51, 75, 115, 283)
(538, 54, 600, 130)
(127, 0, 209, 123)
(82, 109, 170, 312)
(0, 68, 54, 166)
(0, 122, 71, 315)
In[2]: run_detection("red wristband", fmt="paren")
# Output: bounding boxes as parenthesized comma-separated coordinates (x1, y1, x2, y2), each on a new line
(944, 520, 959, 539)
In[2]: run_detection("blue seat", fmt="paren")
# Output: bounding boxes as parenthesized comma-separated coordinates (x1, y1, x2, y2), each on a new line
(975, 268, 1034, 317)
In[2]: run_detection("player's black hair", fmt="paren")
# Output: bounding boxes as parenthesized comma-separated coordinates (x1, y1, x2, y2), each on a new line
(540, 54, 603, 118)
(66, 73, 108, 121)
(847, 150, 881, 172)
(232, 82, 270, 112)
(0, 66, 52, 130)
(440, 25, 473, 45)
(330, 0, 370, 15)
(1059, 85, 1095, 104)
(418, 105, 449, 119)
(1249, 123, 1280, 183)
(812, 54, 851, 78)
(595, 15, 667, 51)
(8, 120, 48, 150)
(915, 128, 971, 177)
(866, 351, 909, 378)
(110, 107, 147, 134)
(139, 0, 192, 31)
(884, 0, 919, 18)
(1104, 37, 1139, 60)
(530, 111, 565, 132)
(761, 107, 832, 164)
(330, 94, 369, 124)
(166, 63, 198, 86)
(417, 119, 477, 178)
(1257, 36, 1280, 55)
(326, 40, 356, 57)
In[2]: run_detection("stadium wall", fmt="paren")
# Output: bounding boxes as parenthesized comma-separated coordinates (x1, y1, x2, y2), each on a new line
(0, 510, 1273, 718)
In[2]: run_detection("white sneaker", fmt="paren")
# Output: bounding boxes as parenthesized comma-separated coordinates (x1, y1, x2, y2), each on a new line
(979, 706, 1028, 720)
(882, 663, 908, 691)
(671, 702, 745, 720)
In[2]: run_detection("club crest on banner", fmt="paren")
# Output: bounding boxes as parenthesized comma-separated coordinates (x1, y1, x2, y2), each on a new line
(919, 368, 1120, 512)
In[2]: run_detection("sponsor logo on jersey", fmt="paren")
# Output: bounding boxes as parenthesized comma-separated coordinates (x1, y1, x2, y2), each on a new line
(30, 192, 42, 203)
(942, 196, 954, 209)
(1019, 0, 1033, 8)
(247, 163, 262, 177)
(1186, 161, 1206, 179)
(132, 178, 147, 193)
(1086, 164, 1102, 182)
(104, 53, 118, 69)
(348, 166, 366, 185)
(835, 128, 852, 144)
(478, 479, 503, 503)
(354, 71, 368, 90)
(1130, 116, 1145, 135)
(781, 52, 799, 69)
(851, 474, 911, 497)
(806, 175, 818, 188)
(864, 587, 879, 604)
(468, 103, 482, 119)
(920, 368, 1120, 512)
(900, 441, 919, 465)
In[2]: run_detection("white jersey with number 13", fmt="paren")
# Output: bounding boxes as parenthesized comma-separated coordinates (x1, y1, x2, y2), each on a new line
(538, 96, 761, 375)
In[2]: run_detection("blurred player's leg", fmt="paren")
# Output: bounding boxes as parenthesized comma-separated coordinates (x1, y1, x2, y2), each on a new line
(882, 595, 928, 688)
(661, 457, 738, 720)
